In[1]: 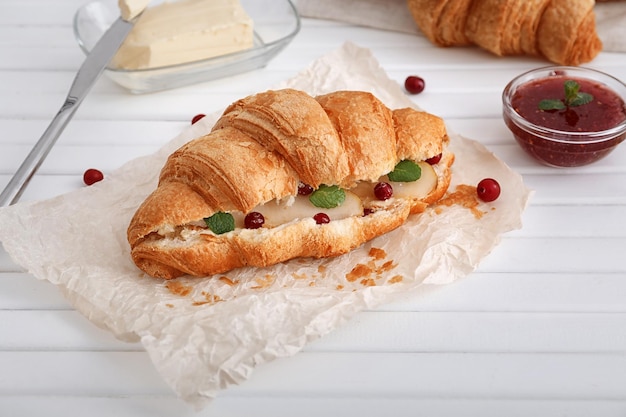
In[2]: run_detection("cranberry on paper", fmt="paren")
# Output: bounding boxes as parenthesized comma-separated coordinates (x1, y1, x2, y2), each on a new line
(83, 168, 104, 186)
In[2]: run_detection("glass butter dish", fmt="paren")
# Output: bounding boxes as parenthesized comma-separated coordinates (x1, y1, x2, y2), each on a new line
(74, 0, 300, 94)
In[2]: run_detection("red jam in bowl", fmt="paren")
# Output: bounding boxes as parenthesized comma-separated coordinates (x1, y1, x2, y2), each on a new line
(503, 66, 626, 167)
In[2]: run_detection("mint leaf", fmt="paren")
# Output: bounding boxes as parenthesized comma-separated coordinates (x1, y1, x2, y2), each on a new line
(538, 79, 594, 111)
(204, 212, 235, 235)
(564, 80, 580, 103)
(387, 160, 422, 182)
(539, 80, 593, 110)
(309, 185, 345, 208)
(538, 99, 566, 111)
(564, 80, 594, 107)
(569, 92, 593, 107)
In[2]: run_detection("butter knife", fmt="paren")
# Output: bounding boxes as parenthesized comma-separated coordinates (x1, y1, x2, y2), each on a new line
(0, 16, 136, 207)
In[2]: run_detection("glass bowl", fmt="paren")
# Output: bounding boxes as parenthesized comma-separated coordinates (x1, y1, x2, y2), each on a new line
(502, 66, 626, 167)
(74, 0, 300, 94)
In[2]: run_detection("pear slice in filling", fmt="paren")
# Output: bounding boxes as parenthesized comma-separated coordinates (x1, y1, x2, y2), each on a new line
(195, 160, 438, 233)
(351, 161, 437, 203)
(254, 191, 363, 227)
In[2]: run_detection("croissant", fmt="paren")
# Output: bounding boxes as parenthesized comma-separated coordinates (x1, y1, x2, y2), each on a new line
(407, 0, 603, 66)
(127, 89, 454, 279)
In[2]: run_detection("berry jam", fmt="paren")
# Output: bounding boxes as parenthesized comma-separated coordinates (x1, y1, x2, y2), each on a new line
(511, 76, 625, 132)
(504, 70, 626, 167)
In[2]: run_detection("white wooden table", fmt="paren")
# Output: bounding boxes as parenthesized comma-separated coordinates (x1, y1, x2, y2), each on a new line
(2, 1, 626, 416)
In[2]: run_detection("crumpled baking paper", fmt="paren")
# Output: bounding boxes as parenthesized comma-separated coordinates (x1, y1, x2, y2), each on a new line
(0, 42, 532, 408)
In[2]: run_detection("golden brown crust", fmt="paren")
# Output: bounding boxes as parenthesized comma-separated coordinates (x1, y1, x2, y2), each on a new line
(315, 91, 396, 186)
(407, 0, 474, 47)
(537, 0, 602, 66)
(128, 89, 453, 279)
(406, 0, 602, 65)
(130, 201, 412, 278)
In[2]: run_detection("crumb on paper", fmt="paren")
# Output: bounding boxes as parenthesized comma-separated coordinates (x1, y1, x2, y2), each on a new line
(252, 274, 276, 289)
(219, 276, 238, 286)
(388, 275, 403, 284)
(165, 303, 174, 308)
(360, 278, 376, 286)
(193, 292, 223, 306)
(380, 260, 395, 272)
(345, 247, 399, 286)
(292, 272, 308, 280)
(166, 280, 192, 297)
(346, 263, 374, 282)
(436, 184, 487, 219)
(368, 247, 386, 260)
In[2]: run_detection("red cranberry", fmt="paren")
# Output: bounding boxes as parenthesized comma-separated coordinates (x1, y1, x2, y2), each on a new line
(363, 208, 375, 216)
(426, 153, 442, 165)
(83, 168, 104, 186)
(404, 76, 425, 94)
(298, 182, 314, 196)
(374, 182, 393, 200)
(244, 212, 265, 229)
(477, 178, 501, 202)
(313, 213, 330, 224)
(191, 114, 206, 124)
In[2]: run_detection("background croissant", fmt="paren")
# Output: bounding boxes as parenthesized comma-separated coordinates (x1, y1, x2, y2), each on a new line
(127, 89, 454, 279)
(407, 0, 603, 66)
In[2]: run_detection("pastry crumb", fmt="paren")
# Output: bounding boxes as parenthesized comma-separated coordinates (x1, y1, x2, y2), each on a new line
(437, 184, 486, 219)
(346, 263, 374, 282)
(219, 276, 238, 286)
(193, 292, 223, 306)
(317, 265, 327, 276)
(368, 247, 386, 260)
(252, 274, 276, 289)
(380, 260, 395, 272)
(165, 280, 192, 296)
(360, 278, 376, 286)
(388, 275, 403, 284)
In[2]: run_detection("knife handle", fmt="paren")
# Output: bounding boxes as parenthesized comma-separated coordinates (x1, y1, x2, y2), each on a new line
(0, 17, 134, 207)
(0, 99, 79, 207)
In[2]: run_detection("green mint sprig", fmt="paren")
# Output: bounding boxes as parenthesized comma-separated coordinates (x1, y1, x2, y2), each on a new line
(309, 185, 345, 209)
(387, 160, 422, 182)
(538, 80, 594, 111)
(204, 212, 235, 234)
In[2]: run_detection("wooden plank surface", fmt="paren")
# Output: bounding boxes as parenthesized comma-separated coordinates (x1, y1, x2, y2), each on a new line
(1, 1, 625, 416)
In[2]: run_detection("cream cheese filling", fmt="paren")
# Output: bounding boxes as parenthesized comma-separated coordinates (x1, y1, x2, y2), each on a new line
(181, 161, 439, 235)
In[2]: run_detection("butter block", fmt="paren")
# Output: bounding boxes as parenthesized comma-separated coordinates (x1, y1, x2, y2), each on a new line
(118, 0, 151, 21)
(112, 0, 254, 70)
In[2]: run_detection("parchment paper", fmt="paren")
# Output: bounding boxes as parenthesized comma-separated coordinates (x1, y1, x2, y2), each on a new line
(0, 42, 532, 408)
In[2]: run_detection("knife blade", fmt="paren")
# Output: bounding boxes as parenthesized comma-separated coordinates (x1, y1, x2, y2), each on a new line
(0, 16, 136, 207)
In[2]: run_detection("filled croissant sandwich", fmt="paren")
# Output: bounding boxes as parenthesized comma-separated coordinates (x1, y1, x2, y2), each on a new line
(127, 89, 455, 279)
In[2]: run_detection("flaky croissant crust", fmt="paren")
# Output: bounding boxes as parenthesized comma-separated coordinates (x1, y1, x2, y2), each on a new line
(127, 89, 454, 279)
(407, 0, 603, 66)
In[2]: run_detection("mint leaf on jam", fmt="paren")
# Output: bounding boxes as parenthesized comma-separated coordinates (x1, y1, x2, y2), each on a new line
(565, 80, 593, 106)
(387, 160, 422, 182)
(538, 99, 566, 111)
(204, 212, 235, 235)
(539, 79, 593, 110)
(309, 185, 345, 208)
